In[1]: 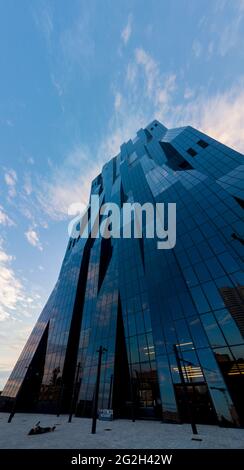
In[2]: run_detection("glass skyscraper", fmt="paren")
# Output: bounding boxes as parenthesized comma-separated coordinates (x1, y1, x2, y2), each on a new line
(1, 120, 244, 427)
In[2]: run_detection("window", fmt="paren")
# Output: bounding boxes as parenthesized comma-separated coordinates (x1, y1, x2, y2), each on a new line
(178, 160, 193, 170)
(150, 127, 154, 131)
(190, 286, 210, 314)
(187, 147, 197, 157)
(214, 309, 243, 345)
(201, 281, 225, 310)
(197, 139, 209, 149)
(201, 312, 226, 347)
(188, 316, 209, 348)
(175, 319, 192, 350)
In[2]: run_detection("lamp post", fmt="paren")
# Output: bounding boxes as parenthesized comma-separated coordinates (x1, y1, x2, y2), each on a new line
(173, 344, 198, 435)
(56, 380, 64, 417)
(91, 346, 107, 434)
(68, 362, 81, 423)
(108, 374, 114, 410)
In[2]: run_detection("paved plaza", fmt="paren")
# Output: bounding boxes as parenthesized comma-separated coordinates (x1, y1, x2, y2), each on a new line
(0, 413, 244, 449)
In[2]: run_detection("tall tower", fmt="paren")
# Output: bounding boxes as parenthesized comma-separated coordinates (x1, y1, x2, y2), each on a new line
(1, 120, 244, 426)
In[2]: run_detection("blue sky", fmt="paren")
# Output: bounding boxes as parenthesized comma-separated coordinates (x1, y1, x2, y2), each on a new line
(0, 0, 244, 389)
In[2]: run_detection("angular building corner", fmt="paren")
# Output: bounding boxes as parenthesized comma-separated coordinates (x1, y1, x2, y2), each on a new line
(1, 120, 244, 427)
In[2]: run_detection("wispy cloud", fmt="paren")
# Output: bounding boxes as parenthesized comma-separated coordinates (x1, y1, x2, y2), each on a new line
(105, 48, 177, 157)
(174, 81, 244, 152)
(121, 13, 133, 45)
(0, 274, 43, 387)
(192, 39, 202, 58)
(35, 146, 102, 221)
(25, 229, 43, 251)
(0, 240, 23, 321)
(51, 73, 63, 97)
(135, 48, 159, 97)
(184, 87, 195, 100)
(4, 169, 17, 198)
(59, 11, 94, 68)
(33, 2, 95, 89)
(126, 62, 137, 84)
(0, 205, 14, 226)
(114, 92, 122, 111)
(134, 48, 176, 110)
(201, 1, 244, 58)
(32, 2, 53, 49)
(23, 174, 33, 196)
(218, 13, 243, 56)
(110, 47, 244, 155)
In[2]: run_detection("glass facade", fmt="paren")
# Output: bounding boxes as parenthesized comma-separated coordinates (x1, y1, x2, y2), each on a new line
(1, 120, 244, 426)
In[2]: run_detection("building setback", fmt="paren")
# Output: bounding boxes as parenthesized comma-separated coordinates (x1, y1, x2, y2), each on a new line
(1, 120, 244, 426)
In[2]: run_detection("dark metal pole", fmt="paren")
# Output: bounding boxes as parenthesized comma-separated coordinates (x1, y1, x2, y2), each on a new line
(108, 374, 114, 409)
(56, 381, 64, 417)
(68, 362, 81, 423)
(91, 346, 107, 434)
(173, 344, 198, 435)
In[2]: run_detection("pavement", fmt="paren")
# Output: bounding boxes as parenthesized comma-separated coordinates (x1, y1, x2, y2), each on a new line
(0, 413, 244, 449)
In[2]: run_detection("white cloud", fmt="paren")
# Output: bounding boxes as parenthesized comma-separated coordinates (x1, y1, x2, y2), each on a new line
(14, 41, 243, 231)
(192, 39, 202, 58)
(126, 62, 137, 84)
(4, 169, 17, 198)
(23, 174, 32, 196)
(36, 146, 102, 221)
(133, 48, 176, 113)
(184, 87, 195, 100)
(33, 3, 53, 48)
(25, 229, 43, 251)
(96, 48, 177, 158)
(135, 48, 159, 97)
(100, 111, 148, 159)
(4, 169, 17, 186)
(51, 73, 63, 97)
(174, 82, 244, 153)
(208, 1, 244, 57)
(114, 92, 122, 111)
(0, 241, 24, 321)
(59, 10, 94, 67)
(155, 74, 176, 107)
(111, 47, 244, 156)
(121, 14, 133, 45)
(0, 205, 14, 226)
(218, 14, 243, 56)
(33, 3, 94, 88)
(28, 156, 35, 165)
